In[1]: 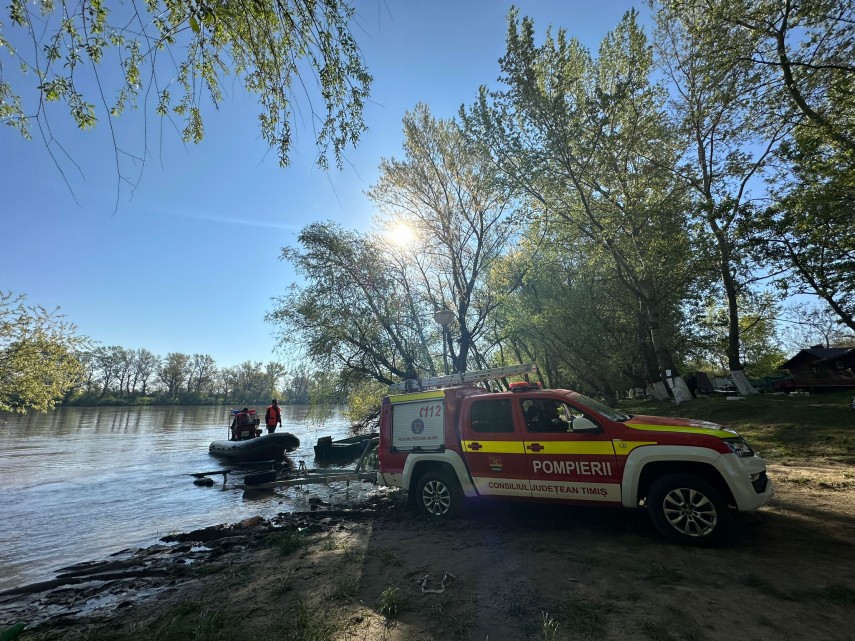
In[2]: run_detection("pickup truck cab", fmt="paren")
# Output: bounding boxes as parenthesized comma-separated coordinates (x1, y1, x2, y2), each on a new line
(378, 367, 773, 546)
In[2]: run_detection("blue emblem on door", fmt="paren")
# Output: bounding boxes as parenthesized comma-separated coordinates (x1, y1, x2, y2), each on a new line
(411, 418, 425, 434)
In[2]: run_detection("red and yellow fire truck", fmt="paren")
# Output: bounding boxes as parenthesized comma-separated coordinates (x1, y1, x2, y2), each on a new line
(378, 364, 774, 545)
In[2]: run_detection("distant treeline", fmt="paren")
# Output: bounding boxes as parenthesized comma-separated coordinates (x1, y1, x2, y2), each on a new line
(61, 347, 344, 407)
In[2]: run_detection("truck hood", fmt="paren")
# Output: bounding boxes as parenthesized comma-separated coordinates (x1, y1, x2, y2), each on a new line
(624, 415, 738, 438)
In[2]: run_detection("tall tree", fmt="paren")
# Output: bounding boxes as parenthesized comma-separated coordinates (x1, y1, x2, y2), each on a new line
(464, 10, 697, 401)
(158, 352, 191, 400)
(688, 293, 786, 378)
(368, 104, 519, 374)
(490, 229, 658, 405)
(188, 353, 217, 394)
(268, 222, 427, 385)
(709, 0, 855, 153)
(92, 345, 126, 397)
(284, 366, 313, 404)
(652, 0, 792, 395)
(227, 360, 279, 403)
(756, 163, 855, 331)
(1, 0, 371, 194)
(0, 291, 87, 412)
(780, 302, 855, 350)
(686, 1, 855, 336)
(130, 348, 160, 395)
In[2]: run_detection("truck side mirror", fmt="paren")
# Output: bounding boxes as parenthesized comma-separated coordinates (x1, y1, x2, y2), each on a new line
(570, 416, 599, 432)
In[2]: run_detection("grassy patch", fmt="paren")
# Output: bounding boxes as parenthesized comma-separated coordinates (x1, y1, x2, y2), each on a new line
(326, 576, 359, 602)
(318, 534, 345, 552)
(622, 392, 855, 463)
(375, 586, 406, 619)
(272, 569, 296, 595)
(541, 611, 560, 641)
(500, 581, 539, 622)
(35, 602, 227, 641)
(430, 598, 476, 640)
(267, 529, 306, 556)
(341, 544, 366, 564)
(275, 599, 342, 641)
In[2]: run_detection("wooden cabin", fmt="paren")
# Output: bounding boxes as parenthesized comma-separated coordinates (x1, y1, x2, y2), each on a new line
(776, 346, 855, 392)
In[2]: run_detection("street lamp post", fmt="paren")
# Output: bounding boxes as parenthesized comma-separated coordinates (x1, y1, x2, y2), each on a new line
(433, 310, 455, 375)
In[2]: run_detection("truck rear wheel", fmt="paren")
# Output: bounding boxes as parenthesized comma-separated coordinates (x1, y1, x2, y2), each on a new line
(415, 470, 462, 518)
(647, 474, 730, 546)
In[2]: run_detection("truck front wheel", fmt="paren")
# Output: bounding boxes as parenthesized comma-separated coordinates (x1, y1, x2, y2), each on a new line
(415, 470, 462, 518)
(647, 474, 730, 546)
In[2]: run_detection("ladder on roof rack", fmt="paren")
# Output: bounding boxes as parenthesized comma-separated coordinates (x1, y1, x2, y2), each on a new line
(389, 364, 537, 393)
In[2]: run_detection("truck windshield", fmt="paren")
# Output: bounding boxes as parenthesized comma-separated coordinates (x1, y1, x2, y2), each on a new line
(570, 393, 631, 422)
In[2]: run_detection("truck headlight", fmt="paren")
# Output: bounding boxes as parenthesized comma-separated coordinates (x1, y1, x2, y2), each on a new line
(724, 437, 755, 458)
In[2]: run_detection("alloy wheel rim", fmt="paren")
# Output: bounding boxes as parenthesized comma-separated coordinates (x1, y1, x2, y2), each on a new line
(662, 487, 717, 537)
(423, 480, 451, 515)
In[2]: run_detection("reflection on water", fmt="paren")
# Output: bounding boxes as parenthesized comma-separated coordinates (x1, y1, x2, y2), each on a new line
(0, 405, 355, 591)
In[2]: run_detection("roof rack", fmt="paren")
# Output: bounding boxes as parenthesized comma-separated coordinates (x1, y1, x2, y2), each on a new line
(389, 364, 537, 393)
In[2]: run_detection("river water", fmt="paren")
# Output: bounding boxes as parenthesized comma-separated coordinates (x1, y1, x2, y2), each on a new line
(0, 405, 362, 592)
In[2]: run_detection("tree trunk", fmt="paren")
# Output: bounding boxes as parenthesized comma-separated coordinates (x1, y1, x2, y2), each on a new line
(652, 381, 670, 400)
(636, 305, 661, 388)
(731, 370, 758, 396)
(638, 282, 693, 404)
(713, 218, 758, 396)
(668, 376, 694, 404)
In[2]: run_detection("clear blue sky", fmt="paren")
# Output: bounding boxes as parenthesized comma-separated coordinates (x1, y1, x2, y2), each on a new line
(2, 1, 645, 368)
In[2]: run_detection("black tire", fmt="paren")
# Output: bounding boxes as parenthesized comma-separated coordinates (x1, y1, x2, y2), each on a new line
(415, 470, 462, 518)
(647, 473, 730, 546)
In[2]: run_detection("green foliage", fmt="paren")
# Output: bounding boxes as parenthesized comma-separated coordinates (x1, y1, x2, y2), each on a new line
(1, 0, 371, 171)
(375, 586, 405, 619)
(652, 0, 788, 374)
(306, 369, 344, 424)
(0, 623, 26, 641)
(687, 294, 787, 378)
(219, 360, 286, 405)
(267, 221, 427, 385)
(345, 378, 386, 424)
(268, 105, 522, 389)
(368, 104, 520, 374)
(671, 0, 855, 338)
(541, 611, 559, 641)
(463, 9, 696, 390)
(0, 291, 88, 413)
(755, 130, 855, 331)
(63, 347, 288, 406)
(490, 230, 664, 403)
(706, 0, 855, 154)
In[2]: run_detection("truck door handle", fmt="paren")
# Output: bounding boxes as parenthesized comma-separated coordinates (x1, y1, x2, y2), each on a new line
(468, 442, 482, 451)
(527, 443, 544, 452)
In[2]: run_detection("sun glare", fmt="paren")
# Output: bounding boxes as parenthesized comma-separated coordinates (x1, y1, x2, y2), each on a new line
(388, 222, 416, 248)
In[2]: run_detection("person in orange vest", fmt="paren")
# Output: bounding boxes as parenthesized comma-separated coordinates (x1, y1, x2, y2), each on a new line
(265, 399, 282, 434)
